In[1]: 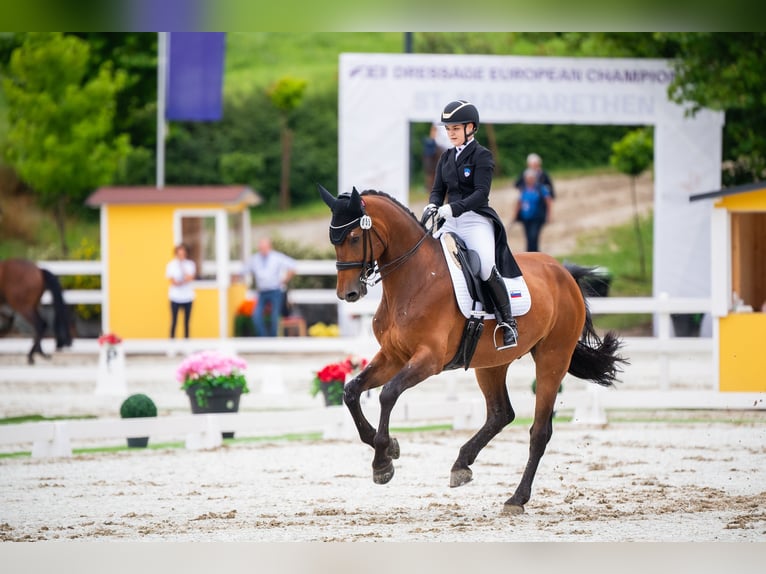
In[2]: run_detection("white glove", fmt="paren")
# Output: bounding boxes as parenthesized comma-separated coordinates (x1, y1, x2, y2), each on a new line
(422, 203, 437, 215)
(437, 204, 453, 219)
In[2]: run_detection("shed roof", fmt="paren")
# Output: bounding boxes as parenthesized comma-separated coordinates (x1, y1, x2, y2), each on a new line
(86, 186, 261, 207)
(689, 180, 766, 203)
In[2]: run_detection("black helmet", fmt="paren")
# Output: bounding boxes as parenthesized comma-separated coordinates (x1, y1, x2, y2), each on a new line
(440, 100, 479, 128)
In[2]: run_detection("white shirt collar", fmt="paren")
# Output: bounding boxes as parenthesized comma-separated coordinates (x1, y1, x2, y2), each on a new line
(455, 137, 475, 158)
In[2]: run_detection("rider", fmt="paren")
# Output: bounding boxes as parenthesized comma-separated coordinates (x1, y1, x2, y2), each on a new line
(423, 100, 521, 348)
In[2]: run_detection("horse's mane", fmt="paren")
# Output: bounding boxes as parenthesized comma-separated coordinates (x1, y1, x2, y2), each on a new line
(359, 189, 426, 230)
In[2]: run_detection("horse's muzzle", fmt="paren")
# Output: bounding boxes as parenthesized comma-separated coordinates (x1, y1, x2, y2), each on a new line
(340, 280, 367, 302)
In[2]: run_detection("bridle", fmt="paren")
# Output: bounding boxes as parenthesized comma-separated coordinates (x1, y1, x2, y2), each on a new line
(332, 203, 434, 288)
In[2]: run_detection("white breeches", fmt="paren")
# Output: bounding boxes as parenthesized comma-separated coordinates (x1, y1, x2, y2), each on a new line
(435, 211, 496, 280)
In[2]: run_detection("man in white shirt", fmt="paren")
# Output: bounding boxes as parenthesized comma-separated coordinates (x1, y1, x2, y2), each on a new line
(243, 237, 297, 337)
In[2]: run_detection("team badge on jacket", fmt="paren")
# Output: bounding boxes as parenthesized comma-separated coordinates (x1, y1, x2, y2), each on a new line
(463, 167, 471, 178)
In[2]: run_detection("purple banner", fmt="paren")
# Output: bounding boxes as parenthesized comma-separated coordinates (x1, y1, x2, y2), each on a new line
(166, 32, 225, 121)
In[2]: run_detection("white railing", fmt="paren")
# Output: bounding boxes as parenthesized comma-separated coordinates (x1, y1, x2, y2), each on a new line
(37, 259, 712, 322)
(36, 259, 338, 306)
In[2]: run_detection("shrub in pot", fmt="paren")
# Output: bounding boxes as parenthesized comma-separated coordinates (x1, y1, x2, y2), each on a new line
(119, 393, 157, 448)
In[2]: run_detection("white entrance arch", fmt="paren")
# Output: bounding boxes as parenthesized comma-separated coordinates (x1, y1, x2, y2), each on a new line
(338, 53, 724, 300)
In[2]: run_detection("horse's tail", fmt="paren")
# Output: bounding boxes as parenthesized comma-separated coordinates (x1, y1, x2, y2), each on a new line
(42, 269, 73, 349)
(565, 263, 628, 387)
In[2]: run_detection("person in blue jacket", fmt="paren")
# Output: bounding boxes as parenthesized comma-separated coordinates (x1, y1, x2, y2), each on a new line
(515, 168, 553, 253)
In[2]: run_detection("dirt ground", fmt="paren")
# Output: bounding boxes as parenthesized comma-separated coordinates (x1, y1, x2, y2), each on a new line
(1, 411, 764, 542)
(257, 171, 654, 257)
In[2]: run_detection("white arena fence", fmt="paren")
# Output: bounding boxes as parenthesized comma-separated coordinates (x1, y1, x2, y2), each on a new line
(1, 260, 763, 458)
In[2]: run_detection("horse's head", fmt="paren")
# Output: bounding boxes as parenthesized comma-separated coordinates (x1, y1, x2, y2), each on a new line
(319, 184, 383, 302)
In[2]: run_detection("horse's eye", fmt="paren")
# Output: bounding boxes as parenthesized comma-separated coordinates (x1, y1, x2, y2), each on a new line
(350, 235, 360, 245)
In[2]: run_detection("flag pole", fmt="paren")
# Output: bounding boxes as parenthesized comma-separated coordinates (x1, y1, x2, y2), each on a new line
(156, 32, 168, 189)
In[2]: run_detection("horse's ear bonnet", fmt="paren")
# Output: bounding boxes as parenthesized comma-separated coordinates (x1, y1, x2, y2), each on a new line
(318, 184, 365, 245)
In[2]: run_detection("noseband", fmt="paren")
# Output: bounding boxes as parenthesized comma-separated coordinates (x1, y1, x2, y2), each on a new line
(332, 205, 432, 287)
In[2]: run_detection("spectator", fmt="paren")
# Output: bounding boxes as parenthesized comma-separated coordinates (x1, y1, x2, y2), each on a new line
(515, 152, 555, 199)
(423, 123, 450, 192)
(166, 243, 196, 339)
(514, 168, 553, 252)
(243, 237, 297, 337)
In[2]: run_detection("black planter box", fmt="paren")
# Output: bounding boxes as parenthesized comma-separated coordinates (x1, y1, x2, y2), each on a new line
(185, 386, 243, 439)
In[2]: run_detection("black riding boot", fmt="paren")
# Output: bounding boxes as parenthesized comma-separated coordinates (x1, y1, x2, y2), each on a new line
(484, 266, 519, 349)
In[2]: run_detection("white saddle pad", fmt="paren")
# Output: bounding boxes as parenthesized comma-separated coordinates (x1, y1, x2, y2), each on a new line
(440, 234, 532, 320)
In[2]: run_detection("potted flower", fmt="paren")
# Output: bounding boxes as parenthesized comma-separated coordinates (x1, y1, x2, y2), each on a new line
(119, 393, 157, 448)
(176, 350, 250, 438)
(233, 298, 256, 337)
(310, 355, 368, 406)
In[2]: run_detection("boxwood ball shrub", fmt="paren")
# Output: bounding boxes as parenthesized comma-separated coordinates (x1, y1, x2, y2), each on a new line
(119, 393, 158, 418)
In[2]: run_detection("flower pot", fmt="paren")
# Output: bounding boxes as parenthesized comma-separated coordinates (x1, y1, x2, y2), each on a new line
(126, 437, 149, 448)
(320, 381, 345, 407)
(185, 385, 243, 438)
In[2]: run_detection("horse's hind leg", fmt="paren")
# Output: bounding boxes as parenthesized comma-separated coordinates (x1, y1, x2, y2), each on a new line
(504, 346, 570, 514)
(20, 308, 49, 365)
(450, 364, 514, 487)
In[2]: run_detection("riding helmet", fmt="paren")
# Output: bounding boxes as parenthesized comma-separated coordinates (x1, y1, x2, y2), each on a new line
(440, 100, 480, 127)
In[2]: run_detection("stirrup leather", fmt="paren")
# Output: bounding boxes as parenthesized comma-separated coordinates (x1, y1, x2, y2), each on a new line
(492, 318, 518, 350)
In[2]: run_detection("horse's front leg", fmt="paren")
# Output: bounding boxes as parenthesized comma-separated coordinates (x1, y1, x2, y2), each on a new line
(344, 352, 403, 449)
(372, 347, 441, 484)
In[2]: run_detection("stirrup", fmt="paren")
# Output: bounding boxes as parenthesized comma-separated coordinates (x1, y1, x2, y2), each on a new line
(492, 321, 518, 350)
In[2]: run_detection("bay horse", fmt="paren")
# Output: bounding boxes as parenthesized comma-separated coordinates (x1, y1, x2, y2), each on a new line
(319, 186, 626, 514)
(0, 258, 73, 364)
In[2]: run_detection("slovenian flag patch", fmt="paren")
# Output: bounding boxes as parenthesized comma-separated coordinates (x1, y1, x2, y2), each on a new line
(510, 290, 522, 299)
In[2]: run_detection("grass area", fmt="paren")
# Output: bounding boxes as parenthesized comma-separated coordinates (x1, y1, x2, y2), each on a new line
(0, 414, 98, 425)
(558, 211, 654, 333)
(560, 212, 653, 297)
(224, 33, 404, 97)
(0, 204, 100, 260)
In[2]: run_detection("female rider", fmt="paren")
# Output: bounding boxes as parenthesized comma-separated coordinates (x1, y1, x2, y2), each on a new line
(423, 100, 521, 348)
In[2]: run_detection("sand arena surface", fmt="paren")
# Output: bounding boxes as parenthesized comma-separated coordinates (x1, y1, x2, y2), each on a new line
(1, 412, 764, 542)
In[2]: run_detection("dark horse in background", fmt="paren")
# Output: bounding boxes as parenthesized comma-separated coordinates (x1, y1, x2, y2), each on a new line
(320, 186, 627, 514)
(0, 258, 73, 364)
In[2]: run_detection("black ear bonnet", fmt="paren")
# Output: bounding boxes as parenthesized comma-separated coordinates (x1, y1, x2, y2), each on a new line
(318, 185, 369, 245)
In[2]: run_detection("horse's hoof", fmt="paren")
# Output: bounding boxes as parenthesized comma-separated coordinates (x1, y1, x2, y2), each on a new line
(387, 437, 400, 460)
(450, 467, 473, 488)
(373, 461, 395, 485)
(502, 504, 525, 516)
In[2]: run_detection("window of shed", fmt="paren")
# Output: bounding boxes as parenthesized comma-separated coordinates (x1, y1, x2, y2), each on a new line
(180, 215, 217, 281)
(731, 212, 766, 312)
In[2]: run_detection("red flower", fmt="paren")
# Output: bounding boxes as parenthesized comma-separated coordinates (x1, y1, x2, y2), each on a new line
(315, 355, 368, 385)
(98, 333, 122, 346)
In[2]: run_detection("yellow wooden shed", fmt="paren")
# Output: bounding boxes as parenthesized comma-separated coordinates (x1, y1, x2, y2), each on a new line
(691, 182, 766, 392)
(86, 186, 259, 339)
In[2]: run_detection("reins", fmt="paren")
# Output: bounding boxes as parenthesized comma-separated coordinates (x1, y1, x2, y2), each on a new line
(334, 200, 435, 287)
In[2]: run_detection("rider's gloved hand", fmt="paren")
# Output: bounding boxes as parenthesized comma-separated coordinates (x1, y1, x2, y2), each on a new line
(437, 204, 453, 220)
(420, 203, 437, 225)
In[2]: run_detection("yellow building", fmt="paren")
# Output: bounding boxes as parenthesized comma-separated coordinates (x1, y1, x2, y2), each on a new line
(86, 186, 259, 339)
(691, 182, 766, 392)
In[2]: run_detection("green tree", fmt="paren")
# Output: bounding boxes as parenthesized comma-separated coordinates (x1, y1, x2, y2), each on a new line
(610, 128, 653, 279)
(658, 32, 766, 183)
(267, 76, 307, 210)
(1, 33, 131, 255)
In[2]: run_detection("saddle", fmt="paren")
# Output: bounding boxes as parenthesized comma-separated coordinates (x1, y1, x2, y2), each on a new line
(442, 233, 491, 371)
(443, 233, 496, 315)
(439, 232, 531, 370)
